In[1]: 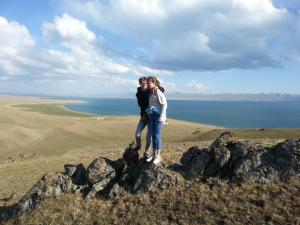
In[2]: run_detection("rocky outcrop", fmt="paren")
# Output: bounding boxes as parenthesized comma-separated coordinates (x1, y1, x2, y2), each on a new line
(0, 145, 175, 223)
(181, 132, 300, 183)
(1, 132, 299, 223)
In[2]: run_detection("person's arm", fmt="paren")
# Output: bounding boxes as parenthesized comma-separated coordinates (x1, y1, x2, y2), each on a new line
(157, 90, 167, 122)
(136, 88, 142, 107)
(158, 86, 165, 93)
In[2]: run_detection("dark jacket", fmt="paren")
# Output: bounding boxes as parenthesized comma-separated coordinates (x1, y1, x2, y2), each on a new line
(136, 86, 165, 117)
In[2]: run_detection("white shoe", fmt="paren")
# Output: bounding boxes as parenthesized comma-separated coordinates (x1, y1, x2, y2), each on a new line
(146, 156, 153, 162)
(153, 155, 161, 165)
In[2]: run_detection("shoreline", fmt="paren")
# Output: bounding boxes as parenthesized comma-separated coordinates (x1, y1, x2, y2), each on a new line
(2, 95, 300, 130)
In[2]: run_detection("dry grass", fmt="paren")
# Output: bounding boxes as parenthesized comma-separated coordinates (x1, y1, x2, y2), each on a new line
(182, 128, 300, 142)
(1, 95, 300, 225)
(0, 96, 216, 201)
(5, 178, 299, 225)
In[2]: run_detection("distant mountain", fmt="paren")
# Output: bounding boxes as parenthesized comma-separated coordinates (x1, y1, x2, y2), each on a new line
(166, 92, 300, 101)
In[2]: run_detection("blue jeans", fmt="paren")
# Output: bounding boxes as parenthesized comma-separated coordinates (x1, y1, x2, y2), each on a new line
(148, 110, 164, 151)
(135, 116, 151, 152)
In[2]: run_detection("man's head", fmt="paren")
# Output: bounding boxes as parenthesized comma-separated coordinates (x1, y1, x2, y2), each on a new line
(139, 76, 148, 90)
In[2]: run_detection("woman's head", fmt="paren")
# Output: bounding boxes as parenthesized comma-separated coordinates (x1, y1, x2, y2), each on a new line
(147, 76, 159, 90)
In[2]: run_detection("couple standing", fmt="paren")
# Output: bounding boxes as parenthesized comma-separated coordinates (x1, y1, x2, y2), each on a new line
(135, 76, 168, 165)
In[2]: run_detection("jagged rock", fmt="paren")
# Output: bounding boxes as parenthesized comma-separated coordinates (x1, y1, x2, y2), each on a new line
(180, 146, 202, 170)
(209, 131, 235, 168)
(123, 144, 139, 165)
(15, 172, 78, 214)
(132, 162, 173, 193)
(64, 163, 88, 185)
(85, 157, 125, 199)
(85, 177, 114, 199)
(87, 157, 117, 184)
(181, 147, 212, 177)
(106, 183, 126, 199)
(274, 140, 300, 179)
(181, 132, 300, 183)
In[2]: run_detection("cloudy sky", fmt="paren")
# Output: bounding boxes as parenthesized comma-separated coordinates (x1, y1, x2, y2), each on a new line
(0, 0, 300, 97)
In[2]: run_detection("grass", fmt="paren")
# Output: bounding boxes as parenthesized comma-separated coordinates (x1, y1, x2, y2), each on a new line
(1, 96, 300, 225)
(5, 179, 300, 225)
(14, 104, 92, 117)
(182, 128, 300, 142)
(0, 96, 217, 200)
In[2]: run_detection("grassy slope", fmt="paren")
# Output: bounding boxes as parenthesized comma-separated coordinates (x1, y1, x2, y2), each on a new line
(6, 178, 300, 225)
(1, 96, 300, 225)
(182, 128, 300, 142)
(0, 98, 217, 200)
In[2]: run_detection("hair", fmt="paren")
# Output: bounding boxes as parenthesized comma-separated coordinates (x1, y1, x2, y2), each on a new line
(138, 76, 147, 83)
(147, 76, 159, 86)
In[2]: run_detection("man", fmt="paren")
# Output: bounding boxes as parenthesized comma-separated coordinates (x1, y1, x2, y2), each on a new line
(135, 77, 152, 157)
(135, 76, 165, 158)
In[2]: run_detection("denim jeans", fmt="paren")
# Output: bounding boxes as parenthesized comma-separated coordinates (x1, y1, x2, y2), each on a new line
(148, 109, 164, 151)
(135, 116, 151, 153)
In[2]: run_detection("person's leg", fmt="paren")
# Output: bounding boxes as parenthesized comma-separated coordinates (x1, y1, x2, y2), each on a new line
(144, 119, 152, 157)
(146, 113, 156, 162)
(135, 117, 147, 150)
(153, 112, 164, 164)
(155, 121, 164, 152)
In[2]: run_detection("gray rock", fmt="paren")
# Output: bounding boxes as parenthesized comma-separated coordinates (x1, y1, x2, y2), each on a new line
(123, 145, 139, 165)
(64, 163, 87, 185)
(213, 145, 231, 168)
(181, 132, 300, 183)
(16, 172, 78, 214)
(180, 146, 202, 170)
(87, 157, 117, 184)
(133, 162, 173, 193)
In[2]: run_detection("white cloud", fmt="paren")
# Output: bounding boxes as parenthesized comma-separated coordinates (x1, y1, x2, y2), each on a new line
(43, 14, 96, 45)
(61, 0, 300, 71)
(0, 14, 171, 86)
(0, 16, 36, 76)
(185, 80, 212, 93)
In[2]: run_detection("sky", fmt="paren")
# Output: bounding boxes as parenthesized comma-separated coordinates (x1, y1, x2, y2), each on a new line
(0, 0, 300, 97)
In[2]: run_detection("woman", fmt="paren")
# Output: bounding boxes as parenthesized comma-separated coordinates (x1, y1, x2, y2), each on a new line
(145, 76, 167, 164)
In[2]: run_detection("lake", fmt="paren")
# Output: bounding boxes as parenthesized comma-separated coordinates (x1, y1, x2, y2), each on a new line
(63, 97, 300, 128)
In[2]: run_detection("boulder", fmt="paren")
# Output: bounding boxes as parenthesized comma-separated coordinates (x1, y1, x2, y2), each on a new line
(181, 132, 300, 183)
(132, 162, 173, 193)
(16, 172, 78, 214)
(64, 163, 87, 185)
(87, 157, 118, 184)
(85, 157, 125, 199)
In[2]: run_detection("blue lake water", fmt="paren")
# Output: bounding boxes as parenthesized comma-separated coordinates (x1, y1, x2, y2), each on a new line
(63, 97, 300, 128)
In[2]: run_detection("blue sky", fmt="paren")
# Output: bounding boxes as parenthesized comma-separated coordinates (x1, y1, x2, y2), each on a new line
(0, 0, 300, 97)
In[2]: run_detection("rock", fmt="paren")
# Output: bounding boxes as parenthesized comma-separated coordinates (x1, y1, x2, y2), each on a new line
(133, 162, 173, 193)
(209, 132, 235, 168)
(85, 157, 126, 199)
(213, 145, 231, 168)
(180, 146, 202, 170)
(87, 157, 117, 184)
(16, 172, 78, 214)
(123, 144, 139, 165)
(274, 140, 300, 179)
(85, 177, 114, 199)
(106, 183, 126, 199)
(181, 132, 300, 183)
(64, 163, 88, 185)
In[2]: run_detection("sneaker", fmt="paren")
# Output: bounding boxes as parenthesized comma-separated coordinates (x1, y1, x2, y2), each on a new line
(153, 155, 161, 165)
(146, 155, 153, 162)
